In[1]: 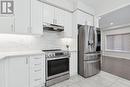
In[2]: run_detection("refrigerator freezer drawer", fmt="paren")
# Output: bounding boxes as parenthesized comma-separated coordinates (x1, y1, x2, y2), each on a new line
(84, 53, 101, 61)
(84, 60, 100, 78)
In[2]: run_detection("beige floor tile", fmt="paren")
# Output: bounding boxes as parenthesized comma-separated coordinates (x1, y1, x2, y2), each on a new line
(110, 82, 129, 87)
(50, 71, 130, 87)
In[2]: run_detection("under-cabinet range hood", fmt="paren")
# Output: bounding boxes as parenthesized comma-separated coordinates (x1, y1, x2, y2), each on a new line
(43, 22, 64, 32)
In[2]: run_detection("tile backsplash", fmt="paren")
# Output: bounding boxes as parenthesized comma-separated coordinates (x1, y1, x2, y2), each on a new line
(0, 32, 70, 52)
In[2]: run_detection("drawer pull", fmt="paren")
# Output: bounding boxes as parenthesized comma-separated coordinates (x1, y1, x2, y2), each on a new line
(33, 57, 42, 59)
(34, 84, 43, 87)
(34, 63, 41, 66)
(34, 69, 42, 72)
(34, 78, 41, 81)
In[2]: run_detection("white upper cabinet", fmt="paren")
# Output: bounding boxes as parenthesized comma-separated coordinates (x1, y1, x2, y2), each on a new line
(77, 10, 87, 25)
(43, 3, 55, 24)
(14, 0, 30, 34)
(31, 0, 43, 35)
(63, 11, 72, 37)
(42, 3, 72, 37)
(43, 3, 69, 25)
(85, 14, 93, 26)
(0, 0, 43, 35)
(77, 10, 93, 26)
(55, 8, 65, 25)
(0, 16, 14, 33)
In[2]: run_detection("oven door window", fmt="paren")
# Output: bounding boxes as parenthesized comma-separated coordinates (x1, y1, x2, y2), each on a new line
(48, 58, 69, 77)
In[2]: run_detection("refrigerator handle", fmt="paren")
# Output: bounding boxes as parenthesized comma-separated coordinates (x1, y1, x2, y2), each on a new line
(88, 26, 90, 46)
(94, 27, 97, 51)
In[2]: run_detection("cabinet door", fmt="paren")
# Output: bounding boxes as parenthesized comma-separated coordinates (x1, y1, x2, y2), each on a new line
(7, 56, 29, 87)
(77, 10, 86, 25)
(29, 54, 45, 87)
(70, 52, 77, 76)
(0, 59, 5, 87)
(55, 8, 65, 25)
(31, 0, 43, 35)
(14, 0, 30, 34)
(77, 10, 94, 26)
(43, 3, 55, 24)
(64, 11, 72, 37)
(0, 17, 14, 33)
(85, 14, 93, 26)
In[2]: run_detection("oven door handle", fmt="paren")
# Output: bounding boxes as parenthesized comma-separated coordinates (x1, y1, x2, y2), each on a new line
(46, 56, 70, 61)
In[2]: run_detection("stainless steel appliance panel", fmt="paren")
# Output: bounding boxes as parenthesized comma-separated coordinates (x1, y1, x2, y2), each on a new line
(84, 53, 100, 61)
(84, 59, 100, 77)
(46, 57, 69, 80)
(43, 50, 70, 86)
(78, 24, 101, 78)
(79, 25, 97, 53)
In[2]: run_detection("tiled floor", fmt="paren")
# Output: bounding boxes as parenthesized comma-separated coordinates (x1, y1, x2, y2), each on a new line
(50, 71, 130, 87)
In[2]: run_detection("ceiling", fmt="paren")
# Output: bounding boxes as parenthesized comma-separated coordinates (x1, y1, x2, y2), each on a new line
(80, 0, 130, 15)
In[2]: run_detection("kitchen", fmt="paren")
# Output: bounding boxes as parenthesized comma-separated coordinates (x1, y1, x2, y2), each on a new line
(0, 0, 130, 87)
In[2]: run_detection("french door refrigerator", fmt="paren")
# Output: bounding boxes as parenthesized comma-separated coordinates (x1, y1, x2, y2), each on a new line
(78, 25, 101, 78)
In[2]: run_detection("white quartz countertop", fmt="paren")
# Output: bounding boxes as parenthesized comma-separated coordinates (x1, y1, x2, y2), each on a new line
(0, 50, 44, 60)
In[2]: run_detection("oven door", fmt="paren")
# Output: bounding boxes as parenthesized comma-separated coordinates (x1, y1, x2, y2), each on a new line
(46, 56, 69, 80)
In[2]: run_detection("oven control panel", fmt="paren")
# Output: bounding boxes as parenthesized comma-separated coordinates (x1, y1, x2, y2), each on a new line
(44, 51, 70, 58)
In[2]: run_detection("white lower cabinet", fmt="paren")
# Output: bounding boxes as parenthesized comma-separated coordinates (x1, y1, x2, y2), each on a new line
(7, 56, 29, 87)
(70, 51, 78, 76)
(29, 55, 45, 87)
(0, 54, 45, 87)
(0, 59, 5, 87)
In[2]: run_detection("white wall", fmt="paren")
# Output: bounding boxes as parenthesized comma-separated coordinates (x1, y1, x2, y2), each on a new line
(96, 1, 130, 15)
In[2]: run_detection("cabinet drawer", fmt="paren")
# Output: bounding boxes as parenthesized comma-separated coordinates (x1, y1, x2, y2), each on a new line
(30, 77, 43, 87)
(84, 60, 100, 77)
(30, 67, 43, 76)
(30, 71, 43, 87)
(32, 84, 43, 87)
(30, 62, 43, 68)
(31, 56, 43, 61)
(30, 55, 44, 68)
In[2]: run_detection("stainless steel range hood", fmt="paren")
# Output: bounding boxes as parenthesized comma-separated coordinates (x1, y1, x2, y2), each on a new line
(43, 22, 64, 32)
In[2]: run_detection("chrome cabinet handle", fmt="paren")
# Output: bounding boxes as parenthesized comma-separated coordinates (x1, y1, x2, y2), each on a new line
(11, 24, 15, 32)
(33, 57, 42, 59)
(53, 19, 57, 24)
(34, 77, 41, 81)
(85, 21, 87, 25)
(26, 58, 29, 64)
(34, 69, 42, 72)
(27, 27, 32, 33)
(34, 63, 41, 66)
(86, 59, 100, 63)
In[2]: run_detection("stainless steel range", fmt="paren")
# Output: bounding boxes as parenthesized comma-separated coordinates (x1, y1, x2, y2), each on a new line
(42, 49, 70, 87)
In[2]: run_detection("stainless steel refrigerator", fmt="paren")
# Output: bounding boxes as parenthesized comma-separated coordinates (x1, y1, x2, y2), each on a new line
(78, 25, 101, 78)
